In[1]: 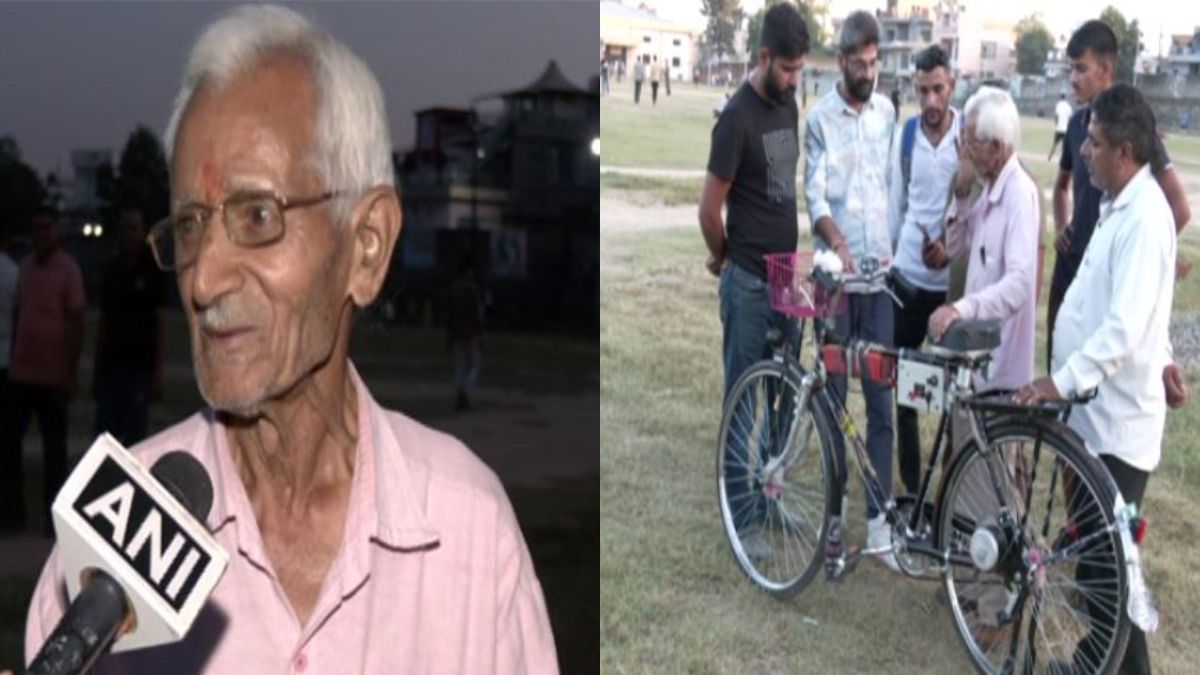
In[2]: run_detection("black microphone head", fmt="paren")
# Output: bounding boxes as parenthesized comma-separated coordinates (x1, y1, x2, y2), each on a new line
(150, 451, 214, 523)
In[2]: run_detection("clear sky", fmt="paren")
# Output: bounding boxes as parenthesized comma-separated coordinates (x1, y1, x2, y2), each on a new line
(0, 0, 597, 177)
(650, 0, 1200, 57)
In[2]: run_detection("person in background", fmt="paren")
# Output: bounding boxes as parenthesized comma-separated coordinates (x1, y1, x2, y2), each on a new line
(0, 207, 85, 535)
(93, 206, 166, 446)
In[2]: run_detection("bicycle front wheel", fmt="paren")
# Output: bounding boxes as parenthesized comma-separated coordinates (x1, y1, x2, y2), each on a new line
(936, 416, 1129, 675)
(716, 360, 835, 598)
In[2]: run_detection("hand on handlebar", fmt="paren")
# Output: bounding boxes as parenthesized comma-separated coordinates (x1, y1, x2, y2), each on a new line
(832, 240, 856, 273)
(1012, 377, 1064, 406)
(927, 304, 960, 342)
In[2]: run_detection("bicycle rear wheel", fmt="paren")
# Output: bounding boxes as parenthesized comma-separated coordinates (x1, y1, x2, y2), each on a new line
(936, 416, 1129, 675)
(716, 360, 835, 597)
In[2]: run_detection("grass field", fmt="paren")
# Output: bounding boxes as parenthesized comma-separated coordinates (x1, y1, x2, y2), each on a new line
(601, 79, 1200, 674)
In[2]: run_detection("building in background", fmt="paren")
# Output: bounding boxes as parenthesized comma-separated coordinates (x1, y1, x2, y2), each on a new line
(600, 0, 695, 82)
(396, 61, 598, 331)
(1168, 27, 1200, 77)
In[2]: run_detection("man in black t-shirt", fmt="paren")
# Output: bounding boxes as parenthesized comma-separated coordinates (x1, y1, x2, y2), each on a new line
(1049, 21, 1191, 408)
(93, 206, 166, 446)
(699, 4, 808, 557)
(700, 2, 809, 403)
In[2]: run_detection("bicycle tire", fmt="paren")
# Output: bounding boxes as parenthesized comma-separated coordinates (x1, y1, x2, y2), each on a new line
(716, 359, 836, 598)
(935, 415, 1130, 675)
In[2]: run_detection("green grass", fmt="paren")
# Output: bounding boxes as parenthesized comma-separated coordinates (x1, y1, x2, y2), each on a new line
(601, 81, 1200, 673)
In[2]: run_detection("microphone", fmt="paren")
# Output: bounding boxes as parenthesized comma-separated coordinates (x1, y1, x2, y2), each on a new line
(26, 435, 229, 674)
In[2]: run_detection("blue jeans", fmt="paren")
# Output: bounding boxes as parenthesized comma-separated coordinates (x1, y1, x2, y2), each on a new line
(827, 292, 895, 519)
(719, 264, 798, 401)
(719, 264, 799, 532)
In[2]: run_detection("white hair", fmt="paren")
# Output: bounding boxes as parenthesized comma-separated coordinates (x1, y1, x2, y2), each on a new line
(163, 4, 394, 224)
(964, 86, 1020, 150)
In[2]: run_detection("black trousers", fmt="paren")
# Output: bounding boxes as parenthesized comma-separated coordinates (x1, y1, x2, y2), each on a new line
(634, 80, 642, 103)
(0, 380, 70, 532)
(1075, 454, 1151, 675)
(651, 81, 659, 104)
(892, 286, 945, 495)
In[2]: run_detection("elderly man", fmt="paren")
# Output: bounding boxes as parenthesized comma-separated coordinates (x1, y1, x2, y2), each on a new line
(927, 87, 1038, 394)
(805, 10, 897, 570)
(23, 6, 557, 673)
(1015, 83, 1174, 675)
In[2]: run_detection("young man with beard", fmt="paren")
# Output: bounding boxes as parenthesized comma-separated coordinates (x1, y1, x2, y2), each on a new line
(885, 44, 959, 497)
(804, 10, 898, 570)
(1016, 83, 1174, 675)
(1048, 20, 1191, 408)
(699, 2, 808, 557)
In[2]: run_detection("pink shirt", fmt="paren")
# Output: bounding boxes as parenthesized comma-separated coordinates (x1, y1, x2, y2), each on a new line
(26, 366, 559, 674)
(946, 154, 1039, 392)
(10, 248, 85, 390)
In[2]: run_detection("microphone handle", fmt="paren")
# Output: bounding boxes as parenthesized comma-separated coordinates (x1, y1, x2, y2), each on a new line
(26, 569, 127, 675)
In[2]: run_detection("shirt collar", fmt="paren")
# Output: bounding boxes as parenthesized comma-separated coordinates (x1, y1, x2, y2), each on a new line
(984, 152, 1022, 205)
(205, 362, 441, 578)
(1100, 163, 1154, 219)
(837, 86, 878, 116)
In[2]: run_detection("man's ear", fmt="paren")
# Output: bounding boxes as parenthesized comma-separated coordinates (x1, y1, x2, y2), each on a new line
(345, 186, 402, 308)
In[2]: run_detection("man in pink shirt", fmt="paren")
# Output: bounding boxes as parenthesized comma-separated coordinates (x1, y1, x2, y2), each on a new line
(927, 87, 1038, 393)
(0, 207, 86, 534)
(23, 5, 557, 673)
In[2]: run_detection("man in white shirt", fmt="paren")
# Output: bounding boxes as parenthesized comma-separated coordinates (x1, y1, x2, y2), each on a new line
(1015, 83, 1172, 675)
(1048, 92, 1071, 160)
(886, 44, 959, 497)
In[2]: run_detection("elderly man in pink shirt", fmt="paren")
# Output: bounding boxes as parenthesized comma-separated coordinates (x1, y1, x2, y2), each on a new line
(927, 87, 1039, 392)
(23, 5, 557, 673)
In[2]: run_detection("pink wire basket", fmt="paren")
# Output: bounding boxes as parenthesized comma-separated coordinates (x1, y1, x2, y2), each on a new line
(764, 251, 842, 318)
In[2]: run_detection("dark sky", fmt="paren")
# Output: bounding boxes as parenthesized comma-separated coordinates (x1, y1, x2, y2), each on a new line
(0, 0, 597, 176)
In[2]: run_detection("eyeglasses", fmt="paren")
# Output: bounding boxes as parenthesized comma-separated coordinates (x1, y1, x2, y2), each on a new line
(146, 190, 341, 271)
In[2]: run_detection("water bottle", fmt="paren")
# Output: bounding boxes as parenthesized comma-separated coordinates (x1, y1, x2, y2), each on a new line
(1118, 503, 1159, 632)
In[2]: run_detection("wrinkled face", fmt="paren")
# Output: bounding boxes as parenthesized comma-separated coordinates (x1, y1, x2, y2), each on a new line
(914, 66, 954, 129)
(762, 52, 804, 104)
(962, 121, 1003, 179)
(1069, 50, 1112, 105)
(838, 44, 878, 103)
(171, 54, 353, 416)
(1080, 118, 1121, 193)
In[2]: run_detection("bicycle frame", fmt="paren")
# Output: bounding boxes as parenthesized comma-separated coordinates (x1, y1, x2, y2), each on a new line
(769, 276, 1056, 575)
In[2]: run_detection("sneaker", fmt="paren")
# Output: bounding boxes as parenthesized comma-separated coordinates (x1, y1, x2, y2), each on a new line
(867, 514, 901, 573)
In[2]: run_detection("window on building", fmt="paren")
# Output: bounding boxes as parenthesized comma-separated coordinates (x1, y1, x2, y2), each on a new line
(887, 29, 895, 42)
(672, 57, 680, 68)
(643, 35, 651, 43)
(673, 38, 681, 46)
(922, 30, 931, 42)
(902, 53, 909, 68)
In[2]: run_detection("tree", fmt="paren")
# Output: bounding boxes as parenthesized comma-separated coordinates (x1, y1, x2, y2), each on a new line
(745, 1, 827, 57)
(700, 0, 744, 66)
(0, 135, 47, 237)
(1100, 6, 1141, 84)
(1014, 14, 1054, 76)
(114, 125, 170, 228)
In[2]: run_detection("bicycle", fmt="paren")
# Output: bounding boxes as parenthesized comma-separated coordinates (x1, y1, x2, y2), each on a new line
(715, 251, 1150, 675)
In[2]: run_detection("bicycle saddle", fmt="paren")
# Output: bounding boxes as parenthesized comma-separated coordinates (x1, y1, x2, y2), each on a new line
(935, 319, 1001, 353)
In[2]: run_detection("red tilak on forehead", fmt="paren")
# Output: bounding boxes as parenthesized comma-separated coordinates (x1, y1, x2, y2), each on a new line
(200, 160, 223, 204)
